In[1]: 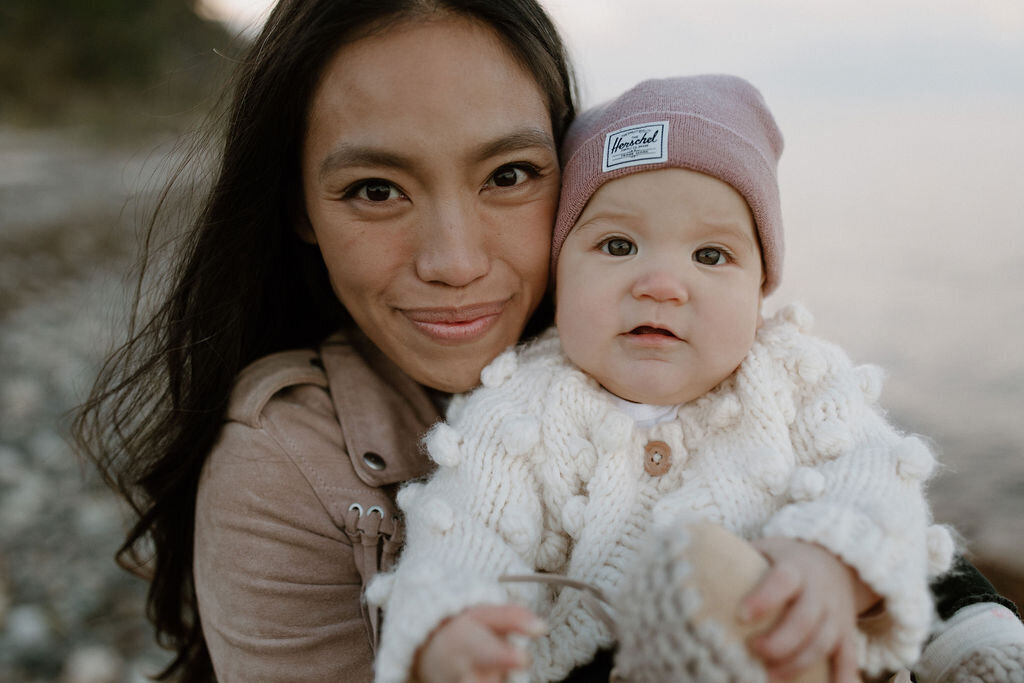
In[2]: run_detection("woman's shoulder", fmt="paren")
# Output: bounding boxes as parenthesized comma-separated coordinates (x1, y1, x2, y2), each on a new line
(203, 342, 356, 529)
(196, 339, 386, 681)
(225, 347, 330, 429)
(207, 331, 438, 513)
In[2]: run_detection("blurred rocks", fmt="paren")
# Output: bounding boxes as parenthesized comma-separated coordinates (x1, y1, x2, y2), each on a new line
(1, 127, 172, 681)
(5, 606, 55, 657)
(0, 571, 10, 627)
(2, 374, 43, 412)
(61, 646, 124, 683)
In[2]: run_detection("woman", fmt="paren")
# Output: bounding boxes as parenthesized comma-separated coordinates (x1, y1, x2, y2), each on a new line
(76, 0, 1018, 681)
(76, 0, 573, 680)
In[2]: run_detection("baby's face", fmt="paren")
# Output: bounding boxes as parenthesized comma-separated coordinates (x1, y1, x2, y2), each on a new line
(555, 168, 763, 405)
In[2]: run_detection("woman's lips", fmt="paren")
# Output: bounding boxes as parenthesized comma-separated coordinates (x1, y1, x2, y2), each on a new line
(401, 301, 507, 344)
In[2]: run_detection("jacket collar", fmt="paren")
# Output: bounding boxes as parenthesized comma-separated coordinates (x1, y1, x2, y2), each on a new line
(320, 329, 441, 488)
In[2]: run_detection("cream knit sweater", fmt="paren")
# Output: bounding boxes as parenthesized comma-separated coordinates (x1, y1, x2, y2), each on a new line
(369, 305, 954, 682)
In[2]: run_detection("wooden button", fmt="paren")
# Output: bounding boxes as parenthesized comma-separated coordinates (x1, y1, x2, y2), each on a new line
(643, 440, 672, 477)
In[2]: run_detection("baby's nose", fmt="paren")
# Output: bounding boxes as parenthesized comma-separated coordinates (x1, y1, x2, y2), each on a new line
(631, 269, 689, 304)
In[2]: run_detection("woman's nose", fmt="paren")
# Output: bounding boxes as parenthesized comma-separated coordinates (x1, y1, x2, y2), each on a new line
(631, 268, 690, 304)
(414, 198, 490, 287)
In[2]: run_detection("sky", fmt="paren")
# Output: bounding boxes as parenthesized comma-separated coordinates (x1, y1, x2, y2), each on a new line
(200, 0, 1024, 106)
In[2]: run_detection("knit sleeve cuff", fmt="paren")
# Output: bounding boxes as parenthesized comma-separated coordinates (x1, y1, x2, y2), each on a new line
(371, 573, 510, 683)
(762, 502, 933, 674)
(370, 473, 543, 683)
(914, 602, 1024, 682)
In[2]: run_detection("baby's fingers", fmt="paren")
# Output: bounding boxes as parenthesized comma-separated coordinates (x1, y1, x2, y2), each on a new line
(463, 605, 545, 675)
(752, 593, 824, 664)
(465, 604, 547, 638)
(418, 605, 542, 683)
(462, 628, 529, 676)
(740, 563, 802, 625)
(761, 612, 833, 680)
(830, 630, 859, 683)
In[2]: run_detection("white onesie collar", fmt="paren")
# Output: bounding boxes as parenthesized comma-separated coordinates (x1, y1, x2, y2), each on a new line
(608, 394, 681, 429)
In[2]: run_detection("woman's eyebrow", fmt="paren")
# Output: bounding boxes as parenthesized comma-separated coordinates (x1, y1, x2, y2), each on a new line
(472, 127, 556, 162)
(318, 145, 414, 182)
(317, 128, 555, 182)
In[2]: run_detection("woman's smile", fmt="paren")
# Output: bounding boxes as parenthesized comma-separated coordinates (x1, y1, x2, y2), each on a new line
(400, 300, 509, 344)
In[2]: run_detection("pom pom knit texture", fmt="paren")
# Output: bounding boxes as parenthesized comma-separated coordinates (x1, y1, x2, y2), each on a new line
(371, 306, 951, 683)
(612, 524, 770, 682)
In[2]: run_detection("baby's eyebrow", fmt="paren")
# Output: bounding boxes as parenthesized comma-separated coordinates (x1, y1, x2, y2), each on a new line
(573, 208, 640, 231)
(693, 219, 759, 246)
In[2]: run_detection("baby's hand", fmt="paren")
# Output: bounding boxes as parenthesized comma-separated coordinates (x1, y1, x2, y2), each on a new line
(413, 604, 547, 683)
(740, 538, 875, 683)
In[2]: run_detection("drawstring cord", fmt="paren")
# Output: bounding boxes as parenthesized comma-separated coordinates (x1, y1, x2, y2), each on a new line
(499, 573, 619, 636)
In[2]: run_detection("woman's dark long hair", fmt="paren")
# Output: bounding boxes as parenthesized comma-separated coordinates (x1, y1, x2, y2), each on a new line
(73, 1, 576, 679)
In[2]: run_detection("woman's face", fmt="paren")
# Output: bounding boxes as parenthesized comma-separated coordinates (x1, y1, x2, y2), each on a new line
(301, 16, 559, 393)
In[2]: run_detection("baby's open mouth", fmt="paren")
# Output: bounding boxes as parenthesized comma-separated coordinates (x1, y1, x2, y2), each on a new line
(629, 325, 678, 338)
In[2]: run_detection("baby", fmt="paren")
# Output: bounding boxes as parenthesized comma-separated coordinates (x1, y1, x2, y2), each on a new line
(370, 75, 956, 683)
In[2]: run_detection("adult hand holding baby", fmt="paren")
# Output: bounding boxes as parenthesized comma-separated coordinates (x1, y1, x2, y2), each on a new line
(413, 604, 547, 683)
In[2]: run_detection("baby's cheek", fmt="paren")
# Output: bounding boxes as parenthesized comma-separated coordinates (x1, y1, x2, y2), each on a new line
(558, 315, 593, 371)
(555, 284, 590, 343)
(558, 311, 608, 382)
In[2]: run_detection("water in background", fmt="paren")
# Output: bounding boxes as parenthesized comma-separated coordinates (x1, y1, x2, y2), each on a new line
(772, 96, 1024, 566)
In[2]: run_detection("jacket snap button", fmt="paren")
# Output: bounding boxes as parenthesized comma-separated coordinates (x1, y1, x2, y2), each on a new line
(643, 440, 672, 477)
(362, 452, 386, 471)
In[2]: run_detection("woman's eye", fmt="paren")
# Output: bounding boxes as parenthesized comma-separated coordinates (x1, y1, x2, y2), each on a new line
(487, 164, 533, 188)
(694, 247, 727, 265)
(601, 238, 637, 256)
(344, 179, 403, 202)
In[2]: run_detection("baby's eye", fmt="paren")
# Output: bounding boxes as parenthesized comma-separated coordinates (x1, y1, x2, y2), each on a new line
(600, 238, 637, 256)
(343, 179, 404, 202)
(487, 164, 535, 188)
(694, 247, 727, 265)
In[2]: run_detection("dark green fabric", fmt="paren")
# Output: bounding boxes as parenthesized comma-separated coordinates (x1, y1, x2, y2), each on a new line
(561, 647, 615, 682)
(931, 556, 1020, 621)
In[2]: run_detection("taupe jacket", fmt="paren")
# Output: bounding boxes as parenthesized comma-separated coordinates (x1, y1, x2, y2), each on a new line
(194, 330, 440, 681)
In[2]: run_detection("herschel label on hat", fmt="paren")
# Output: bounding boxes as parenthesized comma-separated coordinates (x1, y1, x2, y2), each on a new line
(602, 121, 669, 172)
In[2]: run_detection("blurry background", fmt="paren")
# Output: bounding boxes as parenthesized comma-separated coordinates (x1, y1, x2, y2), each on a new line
(1, 0, 1021, 680)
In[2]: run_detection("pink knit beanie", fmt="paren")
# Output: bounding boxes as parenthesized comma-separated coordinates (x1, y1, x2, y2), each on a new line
(552, 75, 785, 294)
